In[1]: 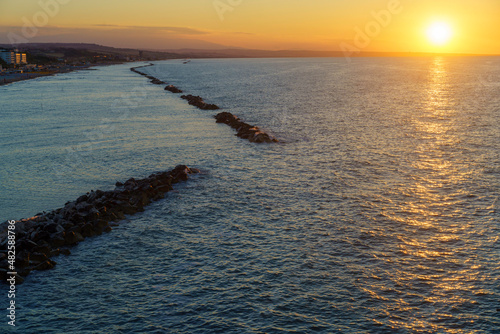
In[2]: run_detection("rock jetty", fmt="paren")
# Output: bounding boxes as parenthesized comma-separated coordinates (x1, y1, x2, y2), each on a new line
(0, 165, 199, 284)
(131, 65, 183, 94)
(214, 112, 278, 143)
(130, 65, 277, 143)
(181, 95, 220, 110)
(146, 76, 166, 85)
(164, 85, 183, 93)
(130, 64, 153, 76)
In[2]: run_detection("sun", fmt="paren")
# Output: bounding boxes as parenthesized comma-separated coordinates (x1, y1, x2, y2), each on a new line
(426, 22, 453, 46)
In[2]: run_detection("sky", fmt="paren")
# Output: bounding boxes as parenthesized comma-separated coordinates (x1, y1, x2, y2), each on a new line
(0, 0, 499, 54)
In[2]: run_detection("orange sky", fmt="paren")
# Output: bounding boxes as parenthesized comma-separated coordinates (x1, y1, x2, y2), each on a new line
(0, 0, 499, 54)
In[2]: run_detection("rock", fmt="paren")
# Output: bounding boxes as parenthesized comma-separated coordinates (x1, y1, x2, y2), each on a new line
(30, 252, 48, 264)
(81, 224, 95, 238)
(51, 232, 66, 248)
(214, 112, 278, 143)
(44, 222, 59, 234)
(83, 207, 101, 222)
(60, 249, 71, 256)
(76, 202, 93, 212)
(64, 231, 84, 245)
(33, 245, 51, 256)
(94, 220, 108, 231)
(32, 259, 56, 271)
(76, 194, 88, 203)
(61, 221, 75, 231)
(50, 249, 60, 257)
(17, 238, 38, 252)
(164, 85, 183, 93)
(69, 225, 82, 234)
(181, 95, 220, 110)
(16, 251, 30, 267)
(151, 79, 165, 85)
(33, 230, 50, 243)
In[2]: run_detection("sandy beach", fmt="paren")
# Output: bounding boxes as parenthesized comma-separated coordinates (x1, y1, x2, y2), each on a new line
(0, 63, 122, 86)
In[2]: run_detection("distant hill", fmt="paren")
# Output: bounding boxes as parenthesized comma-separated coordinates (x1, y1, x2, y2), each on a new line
(0, 43, 490, 63)
(0, 43, 188, 64)
(159, 48, 489, 59)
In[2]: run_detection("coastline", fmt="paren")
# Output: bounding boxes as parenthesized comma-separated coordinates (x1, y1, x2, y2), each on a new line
(0, 60, 279, 284)
(0, 62, 123, 86)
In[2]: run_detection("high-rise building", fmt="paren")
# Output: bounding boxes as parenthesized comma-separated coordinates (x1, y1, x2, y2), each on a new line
(15, 52, 27, 64)
(0, 49, 28, 65)
(0, 49, 15, 64)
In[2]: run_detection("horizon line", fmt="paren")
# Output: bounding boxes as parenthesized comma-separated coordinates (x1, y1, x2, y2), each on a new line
(1, 42, 499, 58)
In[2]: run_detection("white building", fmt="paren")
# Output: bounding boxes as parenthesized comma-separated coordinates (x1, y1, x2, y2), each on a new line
(0, 49, 15, 64)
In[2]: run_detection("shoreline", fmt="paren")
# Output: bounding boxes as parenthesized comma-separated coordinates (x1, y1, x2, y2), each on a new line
(0, 62, 124, 86)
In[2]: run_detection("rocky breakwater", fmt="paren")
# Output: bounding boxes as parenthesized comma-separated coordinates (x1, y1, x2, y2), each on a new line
(214, 112, 278, 143)
(181, 95, 220, 110)
(131, 65, 183, 93)
(129, 65, 278, 143)
(131, 65, 167, 84)
(130, 64, 153, 76)
(164, 85, 183, 93)
(0, 165, 199, 284)
(146, 75, 166, 85)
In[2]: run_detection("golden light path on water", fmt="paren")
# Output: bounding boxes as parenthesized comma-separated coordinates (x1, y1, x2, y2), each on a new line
(356, 57, 487, 332)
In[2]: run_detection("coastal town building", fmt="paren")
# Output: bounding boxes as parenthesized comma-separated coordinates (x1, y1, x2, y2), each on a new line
(16, 52, 27, 64)
(0, 49, 15, 64)
(0, 49, 27, 65)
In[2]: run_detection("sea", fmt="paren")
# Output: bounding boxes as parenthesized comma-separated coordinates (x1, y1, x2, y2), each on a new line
(0, 57, 499, 333)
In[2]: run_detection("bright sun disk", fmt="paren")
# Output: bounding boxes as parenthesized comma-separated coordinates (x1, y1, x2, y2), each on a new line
(427, 22, 453, 46)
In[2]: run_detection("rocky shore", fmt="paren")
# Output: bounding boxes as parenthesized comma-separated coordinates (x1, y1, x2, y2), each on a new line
(130, 64, 278, 144)
(0, 165, 199, 284)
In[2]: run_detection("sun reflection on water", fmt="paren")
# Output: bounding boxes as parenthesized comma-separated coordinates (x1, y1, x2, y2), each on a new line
(359, 57, 490, 333)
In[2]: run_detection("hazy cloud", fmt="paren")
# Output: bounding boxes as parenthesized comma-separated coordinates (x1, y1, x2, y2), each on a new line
(91, 24, 209, 35)
(0, 25, 230, 49)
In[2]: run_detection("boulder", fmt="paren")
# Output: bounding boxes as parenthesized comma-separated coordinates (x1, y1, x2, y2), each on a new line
(164, 85, 183, 93)
(64, 231, 84, 245)
(181, 95, 220, 110)
(32, 259, 56, 271)
(214, 112, 278, 143)
(30, 252, 48, 264)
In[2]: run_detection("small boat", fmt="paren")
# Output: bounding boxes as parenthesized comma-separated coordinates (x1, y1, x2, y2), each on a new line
(183, 59, 191, 64)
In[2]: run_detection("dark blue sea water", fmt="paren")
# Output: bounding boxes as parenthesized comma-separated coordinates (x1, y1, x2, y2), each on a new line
(1, 57, 499, 333)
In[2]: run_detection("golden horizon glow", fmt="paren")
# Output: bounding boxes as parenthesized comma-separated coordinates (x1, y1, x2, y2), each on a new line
(0, 0, 499, 55)
(426, 22, 453, 47)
